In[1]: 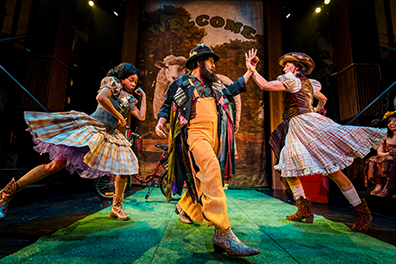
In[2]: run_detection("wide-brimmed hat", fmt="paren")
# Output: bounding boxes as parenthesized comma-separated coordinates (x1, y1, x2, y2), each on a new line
(185, 43, 220, 70)
(278, 52, 315, 75)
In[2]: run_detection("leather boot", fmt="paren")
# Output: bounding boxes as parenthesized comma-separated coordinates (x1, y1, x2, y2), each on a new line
(212, 226, 260, 256)
(110, 195, 130, 221)
(286, 197, 314, 223)
(175, 203, 192, 224)
(0, 178, 17, 220)
(352, 199, 372, 233)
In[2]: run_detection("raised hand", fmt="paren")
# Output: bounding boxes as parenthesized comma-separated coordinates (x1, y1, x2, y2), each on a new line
(134, 87, 146, 97)
(245, 49, 258, 72)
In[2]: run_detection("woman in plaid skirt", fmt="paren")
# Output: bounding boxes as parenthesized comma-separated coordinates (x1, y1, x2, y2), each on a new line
(249, 52, 387, 233)
(0, 63, 146, 221)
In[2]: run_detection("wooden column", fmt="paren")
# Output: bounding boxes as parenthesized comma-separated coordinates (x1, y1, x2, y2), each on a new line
(266, 0, 286, 190)
(21, 0, 75, 112)
(121, 0, 140, 64)
(332, 0, 382, 124)
(120, 0, 141, 129)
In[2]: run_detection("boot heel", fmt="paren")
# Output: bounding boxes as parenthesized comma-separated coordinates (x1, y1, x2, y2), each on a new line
(110, 211, 117, 219)
(305, 217, 314, 223)
(213, 243, 226, 253)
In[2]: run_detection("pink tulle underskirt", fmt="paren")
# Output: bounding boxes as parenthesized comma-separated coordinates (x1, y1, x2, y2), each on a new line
(28, 128, 114, 179)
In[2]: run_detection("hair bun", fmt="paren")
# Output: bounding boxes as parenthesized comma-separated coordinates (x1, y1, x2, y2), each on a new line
(106, 69, 116, 77)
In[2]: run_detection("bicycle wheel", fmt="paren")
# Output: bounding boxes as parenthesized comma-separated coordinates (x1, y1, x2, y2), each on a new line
(159, 172, 185, 201)
(93, 175, 116, 200)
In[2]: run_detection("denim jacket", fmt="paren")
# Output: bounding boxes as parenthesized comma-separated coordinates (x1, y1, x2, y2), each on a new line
(90, 77, 137, 134)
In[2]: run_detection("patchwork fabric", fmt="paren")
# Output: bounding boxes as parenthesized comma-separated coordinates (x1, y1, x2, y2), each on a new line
(189, 75, 214, 119)
(174, 87, 187, 106)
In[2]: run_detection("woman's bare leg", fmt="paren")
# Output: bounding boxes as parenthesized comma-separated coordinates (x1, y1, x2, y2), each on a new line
(110, 175, 130, 221)
(328, 170, 371, 233)
(328, 170, 361, 206)
(17, 160, 67, 189)
(286, 176, 306, 199)
(1, 159, 66, 220)
(285, 176, 313, 223)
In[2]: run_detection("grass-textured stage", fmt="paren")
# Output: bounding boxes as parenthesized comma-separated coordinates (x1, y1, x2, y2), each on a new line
(1, 189, 395, 264)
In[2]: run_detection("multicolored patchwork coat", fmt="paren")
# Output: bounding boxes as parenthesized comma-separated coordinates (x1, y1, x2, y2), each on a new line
(157, 74, 247, 201)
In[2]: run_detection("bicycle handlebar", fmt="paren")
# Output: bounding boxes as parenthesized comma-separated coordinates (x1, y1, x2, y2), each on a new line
(125, 126, 141, 140)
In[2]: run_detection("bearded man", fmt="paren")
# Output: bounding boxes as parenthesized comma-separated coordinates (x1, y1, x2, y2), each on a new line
(155, 44, 259, 256)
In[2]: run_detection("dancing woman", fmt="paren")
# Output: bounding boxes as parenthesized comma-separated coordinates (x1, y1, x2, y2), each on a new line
(0, 62, 146, 221)
(248, 52, 387, 233)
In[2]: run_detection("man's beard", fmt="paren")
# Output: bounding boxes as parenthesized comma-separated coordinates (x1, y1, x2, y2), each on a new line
(200, 63, 218, 83)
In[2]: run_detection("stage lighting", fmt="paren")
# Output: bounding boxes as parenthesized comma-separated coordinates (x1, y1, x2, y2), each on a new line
(114, 11, 118, 16)
(315, 7, 321, 13)
(286, 13, 291, 18)
(324, 0, 331, 4)
(89, 1, 94, 6)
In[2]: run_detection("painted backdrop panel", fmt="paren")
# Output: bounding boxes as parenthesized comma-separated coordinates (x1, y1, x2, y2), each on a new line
(135, 0, 267, 187)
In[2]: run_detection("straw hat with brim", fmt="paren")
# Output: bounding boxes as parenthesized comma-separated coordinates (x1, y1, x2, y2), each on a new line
(278, 52, 315, 75)
(186, 44, 220, 70)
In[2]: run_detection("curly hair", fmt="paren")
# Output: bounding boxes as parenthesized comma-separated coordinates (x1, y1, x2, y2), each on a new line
(106, 63, 140, 81)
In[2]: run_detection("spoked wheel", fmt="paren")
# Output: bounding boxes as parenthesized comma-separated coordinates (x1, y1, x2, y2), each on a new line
(93, 175, 116, 200)
(159, 172, 185, 202)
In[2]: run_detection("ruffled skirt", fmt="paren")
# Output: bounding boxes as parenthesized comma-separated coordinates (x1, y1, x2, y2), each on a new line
(274, 112, 387, 177)
(25, 111, 138, 179)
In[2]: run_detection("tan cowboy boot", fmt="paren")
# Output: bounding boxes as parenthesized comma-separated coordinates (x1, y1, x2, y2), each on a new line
(286, 197, 314, 223)
(352, 199, 372, 233)
(0, 178, 17, 220)
(110, 195, 130, 221)
(175, 203, 193, 224)
(212, 226, 260, 256)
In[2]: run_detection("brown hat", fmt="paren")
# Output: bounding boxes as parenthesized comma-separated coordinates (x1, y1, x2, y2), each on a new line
(185, 43, 220, 70)
(278, 52, 315, 75)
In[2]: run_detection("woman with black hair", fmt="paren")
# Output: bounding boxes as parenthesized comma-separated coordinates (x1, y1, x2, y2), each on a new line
(249, 52, 387, 233)
(365, 111, 396, 198)
(0, 62, 146, 221)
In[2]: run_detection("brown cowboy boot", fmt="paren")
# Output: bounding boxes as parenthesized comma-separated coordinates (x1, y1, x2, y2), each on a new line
(286, 197, 314, 223)
(212, 226, 260, 256)
(110, 195, 130, 221)
(175, 203, 192, 224)
(0, 178, 17, 220)
(352, 199, 372, 233)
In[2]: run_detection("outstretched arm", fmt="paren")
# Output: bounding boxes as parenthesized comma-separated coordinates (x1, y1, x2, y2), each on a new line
(130, 88, 147, 121)
(96, 88, 126, 127)
(252, 73, 286, 91)
(245, 53, 286, 92)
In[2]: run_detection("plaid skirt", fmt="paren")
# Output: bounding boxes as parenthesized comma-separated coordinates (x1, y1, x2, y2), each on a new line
(25, 111, 138, 179)
(274, 112, 387, 177)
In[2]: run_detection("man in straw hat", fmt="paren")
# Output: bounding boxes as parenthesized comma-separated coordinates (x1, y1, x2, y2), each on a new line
(248, 52, 387, 233)
(155, 44, 260, 256)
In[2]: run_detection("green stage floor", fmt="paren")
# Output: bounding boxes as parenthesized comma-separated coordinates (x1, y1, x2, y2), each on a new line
(1, 189, 395, 264)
